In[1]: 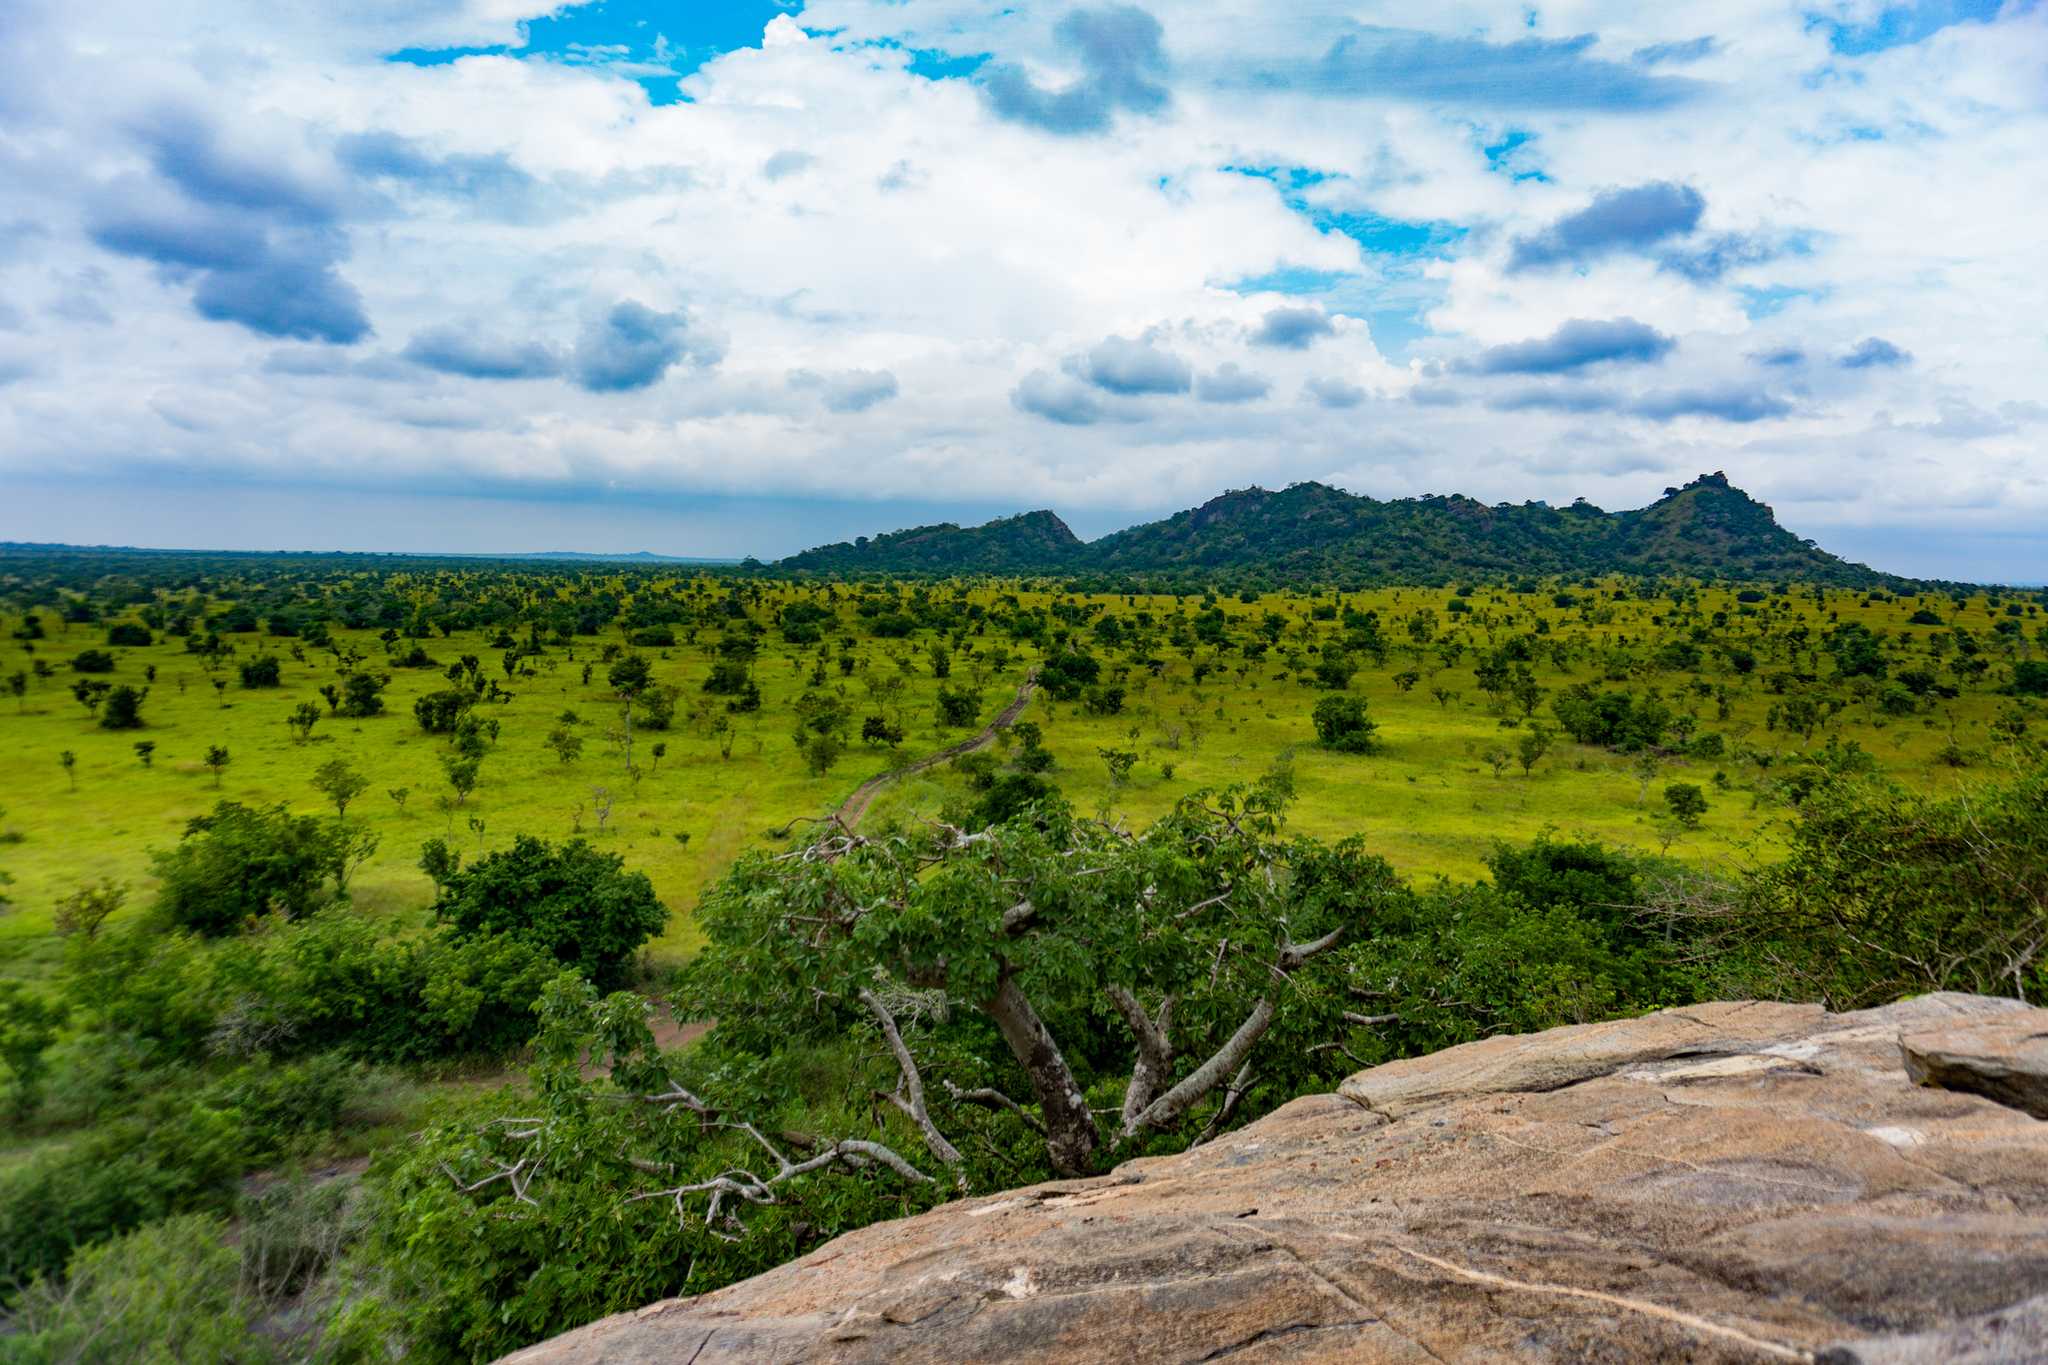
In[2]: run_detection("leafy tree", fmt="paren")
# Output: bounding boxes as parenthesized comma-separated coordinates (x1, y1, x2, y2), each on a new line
(54, 878, 125, 940)
(6, 670, 25, 712)
(935, 687, 978, 728)
(1312, 650, 1356, 690)
(1551, 685, 1672, 751)
(287, 700, 321, 743)
(71, 649, 115, 674)
(1311, 694, 1377, 753)
(151, 801, 345, 935)
(106, 622, 153, 647)
(1663, 782, 1708, 828)
(801, 731, 845, 777)
(1098, 747, 1138, 785)
(133, 739, 156, 766)
(1515, 721, 1555, 776)
(679, 785, 1396, 1179)
(59, 749, 76, 790)
(862, 715, 904, 748)
(338, 670, 389, 717)
(312, 758, 370, 820)
(414, 688, 471, 733)
(98, 683, 148, 730)
(423, 835, 667, 988)
(548, 726, 585, 764)
(442, 753, 481, 807)
(607, 654, 652, 696)
(239, 654, 283, 688)
(204, 744, 230, 788)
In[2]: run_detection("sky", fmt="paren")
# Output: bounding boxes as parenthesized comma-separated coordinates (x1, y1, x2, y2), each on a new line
(0, 1, 2044, 580)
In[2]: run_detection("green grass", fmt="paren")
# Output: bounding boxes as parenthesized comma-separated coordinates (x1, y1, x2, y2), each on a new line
(1, 580, 2032, 981)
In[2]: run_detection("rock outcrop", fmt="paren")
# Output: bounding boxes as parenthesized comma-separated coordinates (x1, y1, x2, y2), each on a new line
(507, 994, 2048, 1364)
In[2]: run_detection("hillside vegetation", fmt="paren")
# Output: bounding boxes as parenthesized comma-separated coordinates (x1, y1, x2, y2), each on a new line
(780, 473, 1897, 588)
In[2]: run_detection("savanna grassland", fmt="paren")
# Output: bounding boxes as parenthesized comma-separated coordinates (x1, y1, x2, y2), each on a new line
(0, 548, 2044, 1362)
(1, 563, 2038, 975)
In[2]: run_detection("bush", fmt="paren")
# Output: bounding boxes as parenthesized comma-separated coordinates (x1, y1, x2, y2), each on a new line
(239, 654, 283, 688)
(413, 688, 471, 733)
(98, 683, 148, 730)
(338, 670, 388, 717)
(71, 649, 115, 674)
(0, 1099, 242, 1289)
(1550, 685, 1672, 751)
(2, 1214, 266, 1362)
(106, 622, 154, 647)
(152, 802, 344, 936)
(1311, 694, 1377, 753)
(2014, 660, 2048, 698)
(425, 836, 667, 989)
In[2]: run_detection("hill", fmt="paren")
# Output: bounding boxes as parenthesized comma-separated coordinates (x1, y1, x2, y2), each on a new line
(776, 473, 1897, 586)
(778, 509, 1084, 575)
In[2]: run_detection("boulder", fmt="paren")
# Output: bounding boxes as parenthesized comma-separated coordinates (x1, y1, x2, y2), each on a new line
(507, 993, 2048, 1364)
(1902, 1012, 2048, 1120)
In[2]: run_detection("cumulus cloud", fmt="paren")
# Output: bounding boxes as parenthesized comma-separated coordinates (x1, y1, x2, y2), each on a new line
(789, 367, 899, 412)
(571, 302, 720, 393)
(1074, 334, 1192, 395)
(1751, 347, 1806, 367)
(1840, 337, 1912, 369)
(1013, 369, 1106, 424)
(1631, 386, 1793, 423)
(336, 131, 546, 220)
(762, 149, 815, 181)
(1196, 363, 1270, 403)
(1507, 182, 1706, 272)
(982, 6, 1169, 135)
(403, 325, 562, 380)
(1633, 36, 1719, 67)
(1461, 318, 1676, 374)
(85, 108, 371, 343)
(1283, 28, 1700, 110)
(1250, 306, 1334, 350)
(1304, 376, 1366, 408)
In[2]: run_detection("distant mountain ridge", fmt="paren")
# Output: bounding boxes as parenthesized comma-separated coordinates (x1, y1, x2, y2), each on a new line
(777, 473, 1897, 586)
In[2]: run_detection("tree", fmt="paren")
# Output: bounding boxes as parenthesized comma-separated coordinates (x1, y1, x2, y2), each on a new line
(151, 801, 345, 935)
(286, 701, 321, 743)
(801, 732, 844, 777)
(935, 687, 978, 728)
(311, 759, 370, 821)
(98, 684, 148, 730)
(547, 726, 585, 765)
(7, 670, 27, 712)
(414, 689, 470, 734)
(1098, 747, 1138, 786)
(1311, 694, 1377, 753)
(677, 785, 1396, 1181)
(1663, 783, 1708, 828)
(204, 745, 230, 788)
(650, 742, 667, 773)
(54, 878, 125, 940)
(422, 835, 667, 988)
(133, 740, 156, 767)
(239, 655, 282, 689)
(59, 750, 76, 791)
(1516, 722, 1555, 777)
(1312, 650, 1356, 690)
(442, 754, 481, 807)
(862, 714, 904, 748)
(338, 671, 389, 717)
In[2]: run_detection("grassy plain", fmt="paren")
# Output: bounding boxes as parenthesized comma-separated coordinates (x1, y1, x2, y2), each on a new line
(2, 577, 2034, 982)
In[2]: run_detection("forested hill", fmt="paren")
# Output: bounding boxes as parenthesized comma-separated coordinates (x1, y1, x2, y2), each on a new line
(776, 473, 1898, 586)
(777, 509, 1084, 574)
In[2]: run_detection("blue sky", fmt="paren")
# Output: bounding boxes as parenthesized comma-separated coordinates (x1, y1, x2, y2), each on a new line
(1, 0, 2045, 579)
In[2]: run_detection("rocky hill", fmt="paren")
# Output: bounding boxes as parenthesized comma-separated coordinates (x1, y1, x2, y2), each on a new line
(775, 473, 1894, 586)
(509, 992, 2048, 1363)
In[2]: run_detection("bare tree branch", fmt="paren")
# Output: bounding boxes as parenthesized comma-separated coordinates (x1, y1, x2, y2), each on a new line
(860, 988, 967, 1190)
(941, 1080, 1044, 1134)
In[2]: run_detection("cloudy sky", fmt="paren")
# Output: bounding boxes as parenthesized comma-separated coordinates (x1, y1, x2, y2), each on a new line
(1, 1, 2043, 578)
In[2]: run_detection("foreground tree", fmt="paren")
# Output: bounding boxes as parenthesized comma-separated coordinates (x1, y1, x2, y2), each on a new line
(151, 802, 346, 935)
(679, 783, 1397, 1178)
(422, 834, 667, 988)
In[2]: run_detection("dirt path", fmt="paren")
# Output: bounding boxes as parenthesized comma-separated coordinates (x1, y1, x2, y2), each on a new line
(835, 670, 1039, 829)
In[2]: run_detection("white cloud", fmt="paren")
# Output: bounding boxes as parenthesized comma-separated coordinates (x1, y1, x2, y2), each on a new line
(0, 0, 2042, 570)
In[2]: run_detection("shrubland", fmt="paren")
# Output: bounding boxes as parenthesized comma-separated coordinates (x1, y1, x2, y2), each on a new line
(0, 550, 2043, 1358)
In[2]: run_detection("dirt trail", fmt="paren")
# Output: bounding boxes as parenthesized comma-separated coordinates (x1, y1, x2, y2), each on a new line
(835, 671, 1039, 829)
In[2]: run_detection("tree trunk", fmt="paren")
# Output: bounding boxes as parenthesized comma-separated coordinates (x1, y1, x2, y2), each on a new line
(981, 973, 1099, 1176)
